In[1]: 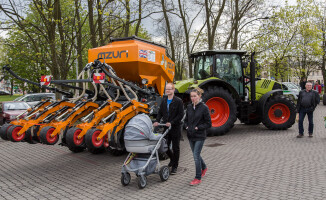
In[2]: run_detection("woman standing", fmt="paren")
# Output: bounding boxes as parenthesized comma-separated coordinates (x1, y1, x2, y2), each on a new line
(184, 88, 212, 186)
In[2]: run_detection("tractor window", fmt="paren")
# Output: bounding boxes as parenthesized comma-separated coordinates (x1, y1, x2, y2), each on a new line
(194, 56, 214, 80)
(215, 54, 243, 95)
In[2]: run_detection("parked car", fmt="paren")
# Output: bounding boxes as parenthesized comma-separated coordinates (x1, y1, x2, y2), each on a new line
(0, 101, 30, 125)
(282, 82, 300, 100)
(14, 93, 55, 106)
(0, 90, 10, 95)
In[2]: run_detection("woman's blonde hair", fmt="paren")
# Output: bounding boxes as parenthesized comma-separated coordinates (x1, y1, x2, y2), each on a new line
(191, 87, 204, 96)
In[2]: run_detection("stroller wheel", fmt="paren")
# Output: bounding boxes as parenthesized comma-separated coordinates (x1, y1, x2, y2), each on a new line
(39, 126, 59, 145)
(121, 172, 131, 186)
(159, 165, 170, 182)
(0, 123, 12, 140)
(7, 125, 24, 142)
(137, 175, 147, 189)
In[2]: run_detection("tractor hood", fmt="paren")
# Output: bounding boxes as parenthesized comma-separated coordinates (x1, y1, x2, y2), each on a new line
(175, 77, 219, 93)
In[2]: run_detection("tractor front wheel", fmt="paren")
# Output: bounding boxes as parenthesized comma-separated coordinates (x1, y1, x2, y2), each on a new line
(202, 86, 237, 136)
(262, 95, 296, 130)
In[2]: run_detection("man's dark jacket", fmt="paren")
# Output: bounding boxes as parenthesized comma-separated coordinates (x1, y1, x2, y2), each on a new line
(155, 96, 184, 136)
(184, 102, 212, 141)
(297, 89, 320, 112)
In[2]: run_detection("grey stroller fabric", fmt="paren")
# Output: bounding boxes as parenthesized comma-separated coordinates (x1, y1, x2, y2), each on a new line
(125, 113, 161, 141)
(129, 157, 157, 176)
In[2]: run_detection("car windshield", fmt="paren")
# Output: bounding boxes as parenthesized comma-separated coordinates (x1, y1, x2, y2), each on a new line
(3, 102, 29, 111)
(14, 96, 25, 101)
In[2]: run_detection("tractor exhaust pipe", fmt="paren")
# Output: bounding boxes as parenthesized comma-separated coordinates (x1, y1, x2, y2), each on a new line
(250, 52, 256, 101)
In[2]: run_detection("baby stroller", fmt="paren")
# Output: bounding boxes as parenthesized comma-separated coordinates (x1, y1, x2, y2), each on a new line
(121, 114, 171, 189)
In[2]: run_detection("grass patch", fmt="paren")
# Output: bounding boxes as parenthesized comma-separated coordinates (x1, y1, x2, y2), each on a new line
(0, 94, 22, 102)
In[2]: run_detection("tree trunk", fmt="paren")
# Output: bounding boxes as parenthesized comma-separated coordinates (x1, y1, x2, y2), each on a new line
(88, 0, 97, 48)
(97, 0, 104, 46)
(75, 0, 83, 79)
(135, 0, 142, 36)
(178, 0, 192, 77)
(231, 0, 239, 49)
(161, 0, 175, 62)
(124, 0, 130, 37)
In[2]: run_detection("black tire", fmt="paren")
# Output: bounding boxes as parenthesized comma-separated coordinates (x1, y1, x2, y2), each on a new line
(108, 146, 125, 156)
(121, 172, 131, 186)
(323, 94, 326, 105)
(24, 126, 39, 144)
(262, 95, 296, 130)
(0, 124, 12, 140)
(137, 175, 147, 189)
(66, 127, 86, 153)
(202, 86, 237, 136)
(7, 125, 24, 142)
(39, 126, 59, 145)
(85, 128, 106, 154)
(159, 166, 170, 182)
(243, 113, 262, 125)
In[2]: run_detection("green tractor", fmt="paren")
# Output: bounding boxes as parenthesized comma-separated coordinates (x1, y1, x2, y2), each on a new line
(175, 50, 296, 136)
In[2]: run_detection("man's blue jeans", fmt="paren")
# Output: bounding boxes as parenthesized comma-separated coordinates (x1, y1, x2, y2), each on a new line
(189, 140, 207, 180)
(298, 108, 314, 135)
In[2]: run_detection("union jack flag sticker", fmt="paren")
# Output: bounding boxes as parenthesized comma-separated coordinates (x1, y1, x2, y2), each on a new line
(139, 50, 148, 58)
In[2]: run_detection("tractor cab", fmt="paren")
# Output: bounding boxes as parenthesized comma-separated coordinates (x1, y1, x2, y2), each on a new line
(191, 50, 247, 97)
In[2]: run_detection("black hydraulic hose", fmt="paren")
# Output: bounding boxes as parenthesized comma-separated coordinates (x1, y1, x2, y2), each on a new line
(2, 65, 72, 97)
(26, 99, 51, 116)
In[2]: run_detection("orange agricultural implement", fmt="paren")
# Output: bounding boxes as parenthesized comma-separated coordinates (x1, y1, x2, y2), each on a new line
(85, 100, 149, 154)
(0, 99, 52, 141)
(65, 100, 122, 152)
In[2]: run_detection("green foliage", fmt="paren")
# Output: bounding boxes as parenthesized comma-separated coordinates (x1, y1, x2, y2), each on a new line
(247, 0, 323, 82)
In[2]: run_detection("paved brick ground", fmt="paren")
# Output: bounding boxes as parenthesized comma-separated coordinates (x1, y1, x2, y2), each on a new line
(1, 105, 326, 199)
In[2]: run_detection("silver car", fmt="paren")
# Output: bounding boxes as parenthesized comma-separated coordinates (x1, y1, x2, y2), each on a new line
(282, 82, 300, 100)
(14, 93, 55, 106)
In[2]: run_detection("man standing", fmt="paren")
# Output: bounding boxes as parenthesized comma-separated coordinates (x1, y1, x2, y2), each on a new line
(297, 82, 320, 138)
(154, 83, 184, 174)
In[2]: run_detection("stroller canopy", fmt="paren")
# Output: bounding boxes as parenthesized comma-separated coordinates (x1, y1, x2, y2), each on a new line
(124, 114, 160, 141)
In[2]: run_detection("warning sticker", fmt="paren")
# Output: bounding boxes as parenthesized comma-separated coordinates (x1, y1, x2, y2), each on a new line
(147, 51, 155, 62)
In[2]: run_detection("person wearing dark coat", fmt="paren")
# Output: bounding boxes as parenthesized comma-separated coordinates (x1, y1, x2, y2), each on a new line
(296, 81, 320, 138)
(154, 83, 184, 174)
(184, 88, 212, 186)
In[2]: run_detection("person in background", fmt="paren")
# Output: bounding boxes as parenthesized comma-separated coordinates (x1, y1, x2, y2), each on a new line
(296, 82, 320, 138)
(184, 88, 211, 186)
(300, 77, 307, 90)
(153, 83, 184, 175)
(313, 81, 322, 95)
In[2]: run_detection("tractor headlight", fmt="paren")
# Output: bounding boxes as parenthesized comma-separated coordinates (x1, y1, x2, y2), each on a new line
(142, 78, 148, 85)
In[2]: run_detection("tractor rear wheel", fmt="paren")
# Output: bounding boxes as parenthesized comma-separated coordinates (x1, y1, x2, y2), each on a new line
(202, 86, 237, 136)
(262, 95, 296, 130)
(39, 126, 59, 145)
(66, 127, 85, 153)
(7, 125, 24, 142)
(0, 124, 12, 140)
(85, 128, 106, 154)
